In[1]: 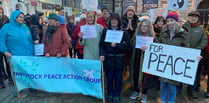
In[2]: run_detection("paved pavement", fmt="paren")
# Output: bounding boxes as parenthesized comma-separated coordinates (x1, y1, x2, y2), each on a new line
(1, 79, 209, 103)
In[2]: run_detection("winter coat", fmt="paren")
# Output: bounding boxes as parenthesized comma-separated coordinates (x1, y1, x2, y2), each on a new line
(79, 20, 103, 60)
(97, 17, 108, 29)
(154, 24, 163, 40)
(0, 10, 34, 56)
(73, 18, 86, 54)
(99, 28, 130, 70)
(66, 23, 76, 48)
(129, 33, 155, 87)
(30, 15, 43, 43)
(0, 15, 9, 29)
(122, 14, 138, 39)
(44, 25, 69, 57)
(183, 21, 208, 50)
(158, 29, 188, 85)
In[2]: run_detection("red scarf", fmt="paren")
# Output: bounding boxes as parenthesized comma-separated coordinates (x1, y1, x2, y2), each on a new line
(190, 22, 198, 27)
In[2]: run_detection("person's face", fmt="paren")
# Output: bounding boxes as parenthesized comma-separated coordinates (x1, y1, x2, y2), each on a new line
(0, 9, 3, 18)
(141, 22, 148, 33)
(102, 9, 109, 19)
(111, 18, 118, 28)
(48, 19, 57, 26)
(127, 10, 134, 19)
(16, 14, 24, 24)
(157, 19, 164, 28)
(86, 13, 95, 25)
(166, 18, 176, 30)
(188, 15, 199, 23)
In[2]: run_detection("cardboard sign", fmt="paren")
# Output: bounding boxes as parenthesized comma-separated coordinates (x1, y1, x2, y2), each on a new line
(142, 43, 200, 85)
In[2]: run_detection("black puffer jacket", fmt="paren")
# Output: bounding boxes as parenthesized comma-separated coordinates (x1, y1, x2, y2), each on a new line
(30, 15, 43, 43)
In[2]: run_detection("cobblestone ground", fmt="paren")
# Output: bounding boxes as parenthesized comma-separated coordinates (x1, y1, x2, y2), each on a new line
(1, 79, 209, 103)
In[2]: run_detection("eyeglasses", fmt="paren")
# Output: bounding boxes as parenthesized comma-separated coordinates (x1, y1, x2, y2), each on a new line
(141, 25, 148, 27)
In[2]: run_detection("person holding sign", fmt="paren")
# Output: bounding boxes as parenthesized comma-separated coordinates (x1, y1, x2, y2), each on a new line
(158, 12, 189, 103)
(44, 13, 69, 58)
(99, 13, 130, 103)
(78, 11, 103, 60)
(182, 11, 208, 99)
(0, 10, 34, 96)
(129, 18, 155, 102)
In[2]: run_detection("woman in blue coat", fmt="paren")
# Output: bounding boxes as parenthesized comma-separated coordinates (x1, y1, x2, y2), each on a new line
(0, 10, 34, 58)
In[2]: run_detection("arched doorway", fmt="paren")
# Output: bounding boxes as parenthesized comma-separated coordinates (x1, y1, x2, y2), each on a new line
(196, 0, 209, 24)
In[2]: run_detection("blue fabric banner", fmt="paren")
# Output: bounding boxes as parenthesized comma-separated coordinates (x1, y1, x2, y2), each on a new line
(11, 56, 103, 99)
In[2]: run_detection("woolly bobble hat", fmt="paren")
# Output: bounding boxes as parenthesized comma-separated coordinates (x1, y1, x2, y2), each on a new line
(48, 13, 58, 21)
(166, 12, 179, 22)
(126, 6, 135, 13)
(58, 15, 66, 24)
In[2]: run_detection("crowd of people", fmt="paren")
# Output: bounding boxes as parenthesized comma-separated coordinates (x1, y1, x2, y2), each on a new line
(0, 5, 209, 103)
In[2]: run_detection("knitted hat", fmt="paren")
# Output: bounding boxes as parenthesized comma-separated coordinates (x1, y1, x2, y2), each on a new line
(126, 6, 135, 13)
(166, 12, 179, 22)
(58, 15, 65, 24)
(188, 11, 200, 17)
(48, 13, 58, 21)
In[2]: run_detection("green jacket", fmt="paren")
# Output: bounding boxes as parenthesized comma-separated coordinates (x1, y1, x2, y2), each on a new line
(79, 24, 103, 60)
(183, 21, 208, 50)
(158, 30, 188, 85)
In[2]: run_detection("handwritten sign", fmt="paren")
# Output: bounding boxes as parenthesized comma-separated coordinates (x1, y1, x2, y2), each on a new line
(34, 44, 44, 56)
(135, 36, 153, 49)
(80, 25, 97, 39)
(142, 43, 200, 85)
(105, 30, 124, 43)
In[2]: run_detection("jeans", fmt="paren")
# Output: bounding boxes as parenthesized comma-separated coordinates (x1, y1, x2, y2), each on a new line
(106, 69, 123, 97)
(160, 82, 176, 103)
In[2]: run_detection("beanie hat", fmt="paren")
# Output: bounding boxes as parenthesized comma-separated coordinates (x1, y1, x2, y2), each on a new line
(126, 6, 135, 13)
(48, 13, 58, 21)
(188, 11, 200, 17)
(166, 12, 179, 22)
(58, 15, 66, 24)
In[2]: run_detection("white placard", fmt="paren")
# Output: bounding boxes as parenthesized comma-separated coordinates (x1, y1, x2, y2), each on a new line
(167, 0, 188, 10)
(34, 44, 44, 56)
(82, 0, 98, 11)
(142, 43, 200, 85)
(135, 36, 154, 49)
(80, 25, 97, 39)
(105, 30, 124, 43)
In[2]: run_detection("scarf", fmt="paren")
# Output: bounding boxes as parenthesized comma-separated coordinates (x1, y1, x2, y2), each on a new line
(45, 25, 58, 43)
(190, 22, 198, 27)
